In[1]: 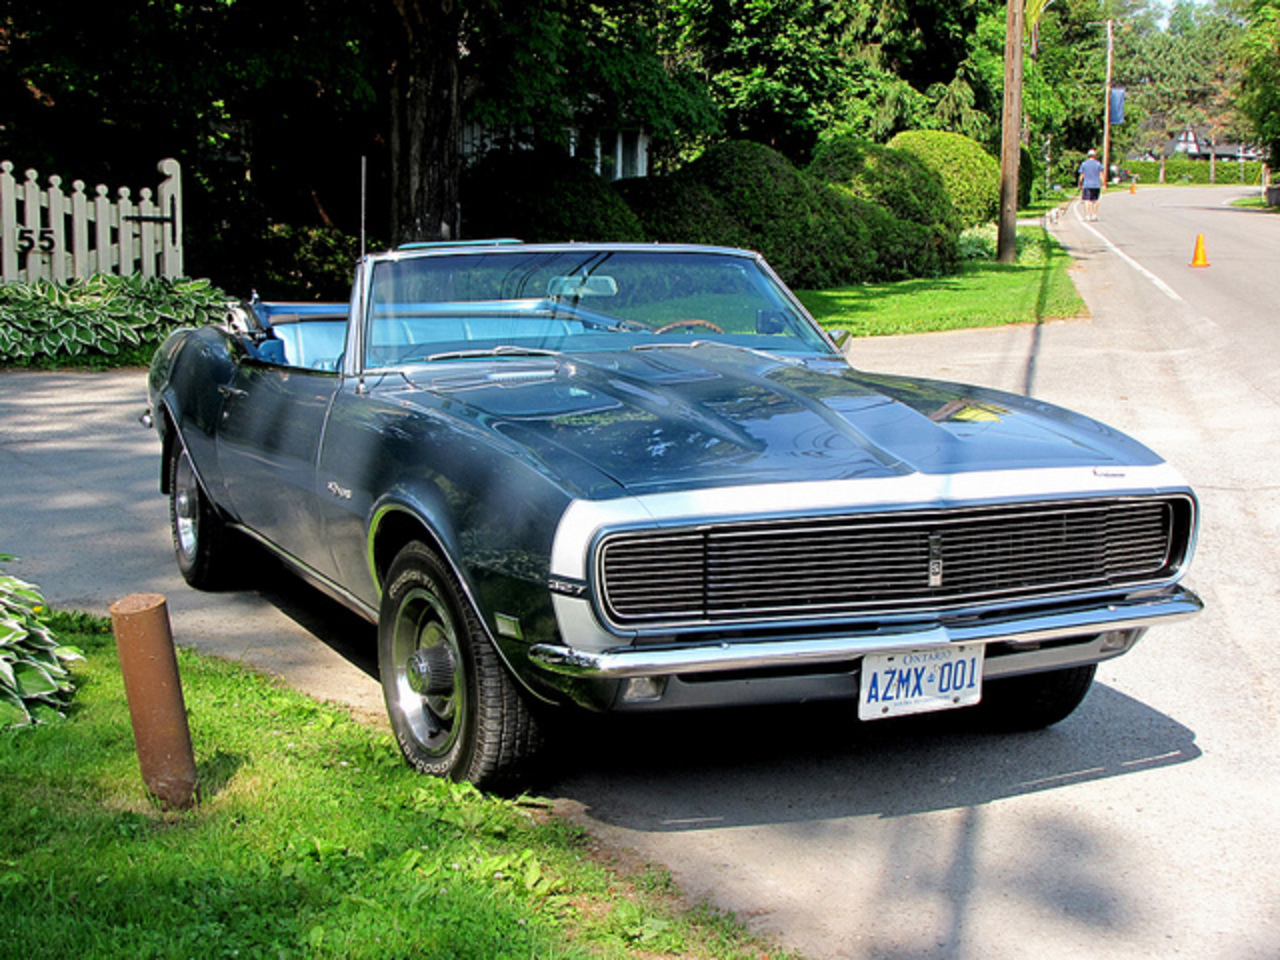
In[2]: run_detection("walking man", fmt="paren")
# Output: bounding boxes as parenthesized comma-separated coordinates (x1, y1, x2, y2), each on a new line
(1078, 148, 1104, 221)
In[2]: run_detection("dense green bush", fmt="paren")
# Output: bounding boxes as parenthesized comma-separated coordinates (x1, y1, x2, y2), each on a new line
(0, 274, 230, 367)
(621, 140, 953, 287)
(665, 140, 857, 287)
(0, 555, 82, 728)
(887, 130, 1000, 227)
(1019, 144, 1044, 207)
(1051, 150, 1087, 192)
(808, 134, 960, 233)
(461, 147, 646, 243)
(257, 224, 366, 301)
(841, 195, 955, 282)
(1124, 157, 1265, 185)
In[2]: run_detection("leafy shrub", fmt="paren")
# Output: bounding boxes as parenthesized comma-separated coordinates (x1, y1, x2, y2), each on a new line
(1019, 144, 1044, 207)
(887, 130, 1000, 227)
(0, 274, 230, 367)
(808, 133, 960, 233)
(1124, 157, 1264, 185)
(0, 555, 83, 728)
(461, 147, 646, 243)
(621, 140, 854, 287)
(613, 175, 754, 250)
(842, 196, 956, 281)
(257, 224, 366, 301)
(1051, 149, 1087, 192)
(957, 223, 1050, 264)
(621, 140, 954, 287)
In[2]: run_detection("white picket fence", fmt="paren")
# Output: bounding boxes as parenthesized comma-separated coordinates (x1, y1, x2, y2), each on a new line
(0, 158, 184, 283)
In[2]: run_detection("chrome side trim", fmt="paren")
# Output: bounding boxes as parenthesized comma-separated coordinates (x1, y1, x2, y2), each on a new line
(529, 586, 1202, 679)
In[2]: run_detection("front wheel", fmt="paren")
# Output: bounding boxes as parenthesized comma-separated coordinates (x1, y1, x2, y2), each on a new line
(169, 444, 236, 590)
(974, 664, 1097, 731)
(378, 542, 541, 789)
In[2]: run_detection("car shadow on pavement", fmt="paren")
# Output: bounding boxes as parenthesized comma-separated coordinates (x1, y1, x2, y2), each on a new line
(242, 543, 379, 679)
(546, 683, 1199, 826)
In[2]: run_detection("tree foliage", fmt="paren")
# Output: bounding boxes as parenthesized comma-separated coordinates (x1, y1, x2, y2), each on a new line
(0, 0, 1262, 296)
(1239, 0, 1280, 162)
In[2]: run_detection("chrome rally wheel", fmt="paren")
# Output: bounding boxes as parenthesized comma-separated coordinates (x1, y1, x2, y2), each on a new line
(377, 541, 542, 789)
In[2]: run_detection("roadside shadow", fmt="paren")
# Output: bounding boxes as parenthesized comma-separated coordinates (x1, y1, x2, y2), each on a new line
(238, 540, 379, 679)
(548, 682, 1199, 829)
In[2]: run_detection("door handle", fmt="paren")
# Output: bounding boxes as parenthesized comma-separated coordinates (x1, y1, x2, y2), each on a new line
(218, 384, 249, 399)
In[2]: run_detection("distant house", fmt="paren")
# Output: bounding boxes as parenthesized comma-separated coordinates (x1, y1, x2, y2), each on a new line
(461, 124, 652, 180)
(1162, 125, 1263, 163)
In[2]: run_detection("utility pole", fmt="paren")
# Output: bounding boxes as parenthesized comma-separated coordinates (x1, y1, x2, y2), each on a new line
(997, 0, 1025, 265)
(1102, 18, 1114, 189)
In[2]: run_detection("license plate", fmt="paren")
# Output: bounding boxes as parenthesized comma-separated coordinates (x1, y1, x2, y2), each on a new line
(858, 644, 984, 720)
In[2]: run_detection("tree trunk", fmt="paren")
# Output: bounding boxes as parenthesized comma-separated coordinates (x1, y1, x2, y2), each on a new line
(388, 0, 464, 245)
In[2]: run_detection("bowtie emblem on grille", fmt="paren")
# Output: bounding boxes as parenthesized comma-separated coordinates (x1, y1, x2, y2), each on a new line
(928, 532, 944, 587)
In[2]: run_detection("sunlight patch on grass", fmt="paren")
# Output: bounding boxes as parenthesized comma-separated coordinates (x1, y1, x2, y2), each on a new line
(798, 227, 1085, 338)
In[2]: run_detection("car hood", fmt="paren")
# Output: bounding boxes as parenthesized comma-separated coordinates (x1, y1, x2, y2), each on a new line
(395, 344, 1162, 495)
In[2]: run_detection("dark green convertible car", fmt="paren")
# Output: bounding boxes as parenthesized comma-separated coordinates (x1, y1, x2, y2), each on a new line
(147, 241, 1201, 788)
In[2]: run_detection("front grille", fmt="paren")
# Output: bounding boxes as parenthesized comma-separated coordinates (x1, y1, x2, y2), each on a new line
(598, 497, 1192, 628)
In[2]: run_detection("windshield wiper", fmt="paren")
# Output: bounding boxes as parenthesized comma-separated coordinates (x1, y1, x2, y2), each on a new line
(425, 345, 564, 362)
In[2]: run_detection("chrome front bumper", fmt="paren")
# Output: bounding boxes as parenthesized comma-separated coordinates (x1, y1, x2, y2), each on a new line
(529, 586, 1203, 680)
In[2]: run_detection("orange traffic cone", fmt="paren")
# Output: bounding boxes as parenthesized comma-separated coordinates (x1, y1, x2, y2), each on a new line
(1189, 233, 1210, 267)
(1129, 181, 1136, 194)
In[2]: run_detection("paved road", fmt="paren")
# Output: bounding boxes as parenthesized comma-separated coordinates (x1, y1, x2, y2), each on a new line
(553, 186, 1280, 959)
(1, 185, 1276, 958)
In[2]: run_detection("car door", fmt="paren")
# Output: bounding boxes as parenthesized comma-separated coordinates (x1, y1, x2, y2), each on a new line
(215, 357, 341, 580)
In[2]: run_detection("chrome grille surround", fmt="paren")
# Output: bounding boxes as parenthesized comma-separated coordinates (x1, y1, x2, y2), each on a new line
(596, 495, 1195, 631)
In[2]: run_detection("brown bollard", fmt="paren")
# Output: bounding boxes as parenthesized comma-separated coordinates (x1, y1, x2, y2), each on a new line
(109, 593, 198, 810)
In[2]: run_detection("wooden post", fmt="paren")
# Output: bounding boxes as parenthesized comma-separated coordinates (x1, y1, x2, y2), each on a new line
(94, 185, 113, 274)
(138, 188, 157, 277)
(117, 187, 135, 276)
(47, 175, 67, 283)
(70, 181, 90, 279)
(22, 169, 42, 283)
(110, 593, 198, 810)
(997, 0, 1024, 265)
(1102, 19, 1114, 191)
(0, 162, 17, 282)
(157, 158, 183, 277)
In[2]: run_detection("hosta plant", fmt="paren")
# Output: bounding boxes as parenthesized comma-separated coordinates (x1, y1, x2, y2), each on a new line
(0, 273, 229, 366)
(0, 555, 83, 728)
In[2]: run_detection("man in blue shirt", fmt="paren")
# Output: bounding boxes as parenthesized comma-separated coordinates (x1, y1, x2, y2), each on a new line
(1078, 148, 1104, 221)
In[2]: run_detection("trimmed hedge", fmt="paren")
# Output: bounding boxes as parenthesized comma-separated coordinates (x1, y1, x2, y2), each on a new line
(619, 140, 953, 288)
(0, 274, 230, 367)
(461, 147, 646, 243)
(887, 130, 1000, 227)
(1124, 157, 1265, 186)
(808, 134, 960, 233)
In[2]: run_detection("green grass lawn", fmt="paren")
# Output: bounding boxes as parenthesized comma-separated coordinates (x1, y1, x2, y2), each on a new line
(1, 615, 792, 960)
(797, 227, 1085, 339)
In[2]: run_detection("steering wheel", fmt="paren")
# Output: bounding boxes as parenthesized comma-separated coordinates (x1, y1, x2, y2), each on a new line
(653, 318, 725, 335)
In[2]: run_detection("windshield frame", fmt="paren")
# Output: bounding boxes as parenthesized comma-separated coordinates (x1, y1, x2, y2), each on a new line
(352, 243, 839, 374)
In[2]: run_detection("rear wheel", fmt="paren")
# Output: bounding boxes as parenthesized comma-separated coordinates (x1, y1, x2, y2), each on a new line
(975, 664, 1097, 731)
(168, 444, 236, 590)
(378, 541, 541, 789)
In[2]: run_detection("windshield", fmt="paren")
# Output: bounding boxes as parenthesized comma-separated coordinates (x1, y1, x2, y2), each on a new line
(362, 248, 833, 369)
